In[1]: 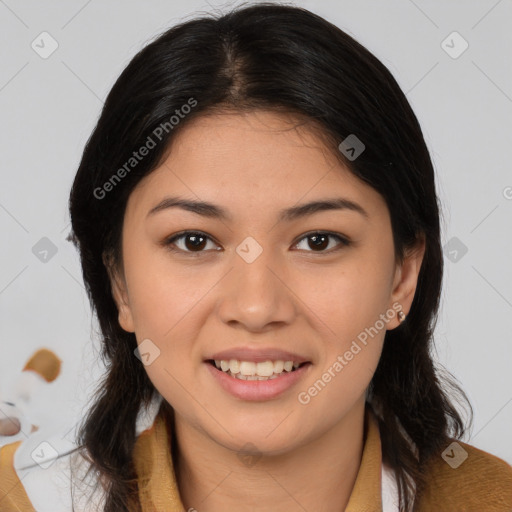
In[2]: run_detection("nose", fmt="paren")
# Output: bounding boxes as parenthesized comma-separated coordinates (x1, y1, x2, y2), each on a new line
(216, 241, 297, 333)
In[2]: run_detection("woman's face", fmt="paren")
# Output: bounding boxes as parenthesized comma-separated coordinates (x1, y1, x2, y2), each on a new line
(111, 110, 424, 454)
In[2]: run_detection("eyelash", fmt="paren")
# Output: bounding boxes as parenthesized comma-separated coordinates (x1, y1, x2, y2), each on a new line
(163, 230, 351, 256)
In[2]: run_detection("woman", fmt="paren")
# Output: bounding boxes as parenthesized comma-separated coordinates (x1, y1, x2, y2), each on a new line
(1, 3, 511, 511)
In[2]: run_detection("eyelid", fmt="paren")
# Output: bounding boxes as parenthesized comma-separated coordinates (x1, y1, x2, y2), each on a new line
(163, 230, 351, 254)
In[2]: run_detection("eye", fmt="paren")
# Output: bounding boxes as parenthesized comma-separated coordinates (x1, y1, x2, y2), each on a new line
(164, 231, 220, 253)
(163, 230, 351, 255)
(293, 231, 351, 253)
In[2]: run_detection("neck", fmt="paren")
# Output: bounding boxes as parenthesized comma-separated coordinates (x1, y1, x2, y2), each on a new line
(174, 400, 367, 512)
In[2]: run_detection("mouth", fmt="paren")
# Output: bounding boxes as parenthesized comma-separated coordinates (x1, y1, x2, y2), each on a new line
(207, 359, 311, 381)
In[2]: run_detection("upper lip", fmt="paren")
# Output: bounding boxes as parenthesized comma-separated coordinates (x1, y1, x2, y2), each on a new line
(206, 347, 310, 364)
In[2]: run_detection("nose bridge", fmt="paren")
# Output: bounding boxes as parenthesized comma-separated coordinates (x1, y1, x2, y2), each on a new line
(217, 236, 295, 329)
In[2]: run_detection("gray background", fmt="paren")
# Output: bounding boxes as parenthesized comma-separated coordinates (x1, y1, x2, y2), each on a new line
(1, 0, 511, 463)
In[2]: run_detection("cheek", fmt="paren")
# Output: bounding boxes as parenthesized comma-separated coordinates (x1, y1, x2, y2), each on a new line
(306, 257, 394, 347)
(123, 251, 211, 407)
(296, 264, 390, 423)
(294, 251, 393, 414)
(122, 240, 204, 337)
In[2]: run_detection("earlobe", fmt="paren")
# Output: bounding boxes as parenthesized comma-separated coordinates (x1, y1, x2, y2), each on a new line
(388, 236, 426, 329)
(117, 303, 136, 333)
(102, 252, 136, 333)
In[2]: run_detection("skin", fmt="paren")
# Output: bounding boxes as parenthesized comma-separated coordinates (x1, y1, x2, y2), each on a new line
(109, 110, 425, 511)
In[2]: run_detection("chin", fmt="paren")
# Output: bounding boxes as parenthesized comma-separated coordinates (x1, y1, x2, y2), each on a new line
(206, 418, 308, 455)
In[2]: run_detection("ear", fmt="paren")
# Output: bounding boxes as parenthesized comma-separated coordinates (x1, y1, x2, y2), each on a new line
(387, 235, 426, 330)
(102, 252, 135, 333)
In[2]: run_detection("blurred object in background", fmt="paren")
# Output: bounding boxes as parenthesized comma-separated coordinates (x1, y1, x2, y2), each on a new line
(0, 348, 61, 442)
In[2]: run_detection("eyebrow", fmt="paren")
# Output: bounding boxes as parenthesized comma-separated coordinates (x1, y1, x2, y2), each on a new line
(147, 195, 369, 222)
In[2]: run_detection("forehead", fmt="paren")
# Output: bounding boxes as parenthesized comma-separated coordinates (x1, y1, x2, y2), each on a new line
(167, 109, 341, 173)
(125, 110, 386, 220)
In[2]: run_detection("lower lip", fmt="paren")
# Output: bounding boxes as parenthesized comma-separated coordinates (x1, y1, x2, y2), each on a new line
(205, 362, 311, 401)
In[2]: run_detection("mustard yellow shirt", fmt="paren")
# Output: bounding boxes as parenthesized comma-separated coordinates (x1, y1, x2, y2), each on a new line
(1, 406, 511, 511)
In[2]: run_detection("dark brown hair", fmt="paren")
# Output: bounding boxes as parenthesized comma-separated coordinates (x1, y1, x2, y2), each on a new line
(68, 3, 472, 510)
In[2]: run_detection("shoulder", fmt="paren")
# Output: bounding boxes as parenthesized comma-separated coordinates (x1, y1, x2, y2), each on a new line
(415, 440, 512, 511)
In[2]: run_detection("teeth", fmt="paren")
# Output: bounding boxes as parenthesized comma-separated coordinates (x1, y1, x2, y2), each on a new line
(229, 359, 240, 374)
(213, 359, 304, 379)
(240, 361, 256, 376)
(274, 360, 284, 373)
(256, 361, 274, 377)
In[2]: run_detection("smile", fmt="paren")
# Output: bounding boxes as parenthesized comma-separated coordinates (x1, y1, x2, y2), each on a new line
(204, 347, 312, 400)
(210, 359, 306, 380)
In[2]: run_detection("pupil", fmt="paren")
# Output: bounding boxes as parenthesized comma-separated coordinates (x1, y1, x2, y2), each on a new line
(310, 234, 328, 251)
(186, 234, 206, 251)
